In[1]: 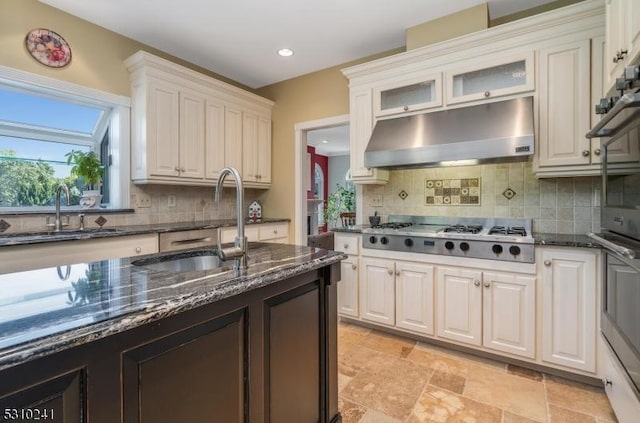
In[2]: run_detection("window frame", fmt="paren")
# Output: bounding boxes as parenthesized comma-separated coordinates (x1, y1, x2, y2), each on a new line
(0, 65, 131, 211)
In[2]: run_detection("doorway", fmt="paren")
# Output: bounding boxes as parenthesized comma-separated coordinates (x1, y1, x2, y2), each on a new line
(293, 115, 350, 245)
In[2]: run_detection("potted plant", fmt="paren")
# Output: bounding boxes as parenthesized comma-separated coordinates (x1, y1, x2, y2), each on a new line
(65, 150, 104, 209)
(324, 183, 355, 228)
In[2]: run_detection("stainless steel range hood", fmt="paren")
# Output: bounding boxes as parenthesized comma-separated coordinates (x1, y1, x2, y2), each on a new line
(364, 96, 534, 169)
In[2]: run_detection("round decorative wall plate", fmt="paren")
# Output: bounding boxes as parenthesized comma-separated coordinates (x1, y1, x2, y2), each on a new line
(25, 28, 72, 68)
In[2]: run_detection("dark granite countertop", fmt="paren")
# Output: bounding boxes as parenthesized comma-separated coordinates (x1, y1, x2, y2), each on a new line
(330, 225, 368, 233)
(0, 218, 289, 247)
(532, 233, 600, 248)
(0, 242, 343, 370)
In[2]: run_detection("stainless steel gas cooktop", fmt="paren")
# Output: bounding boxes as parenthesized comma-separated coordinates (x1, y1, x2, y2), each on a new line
(362, 215, 534, 263)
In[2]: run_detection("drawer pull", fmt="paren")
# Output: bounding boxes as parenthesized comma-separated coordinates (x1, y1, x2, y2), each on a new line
(135, 247, 142, 253)
(171, 237, 212, 245)
(544, 260, 551, 266)
(344, 243, 349, 249)
(484, 91, 490, 97)
(352, 264, 357, 270)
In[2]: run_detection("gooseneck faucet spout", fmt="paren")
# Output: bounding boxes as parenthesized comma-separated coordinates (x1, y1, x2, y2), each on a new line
(215, 167, 247, 270)
(54, 184, 70, 232)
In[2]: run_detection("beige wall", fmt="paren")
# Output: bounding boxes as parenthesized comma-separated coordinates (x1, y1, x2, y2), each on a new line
(406, 4, 488, 50)
(255, 49, 403, 226)
(0, 0, 252, 96)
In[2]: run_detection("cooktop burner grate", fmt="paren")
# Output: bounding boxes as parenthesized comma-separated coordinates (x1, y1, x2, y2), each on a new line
(442, 224, 483, 234)
(371, 222, 413, 230)
(488, 226, 527, 237)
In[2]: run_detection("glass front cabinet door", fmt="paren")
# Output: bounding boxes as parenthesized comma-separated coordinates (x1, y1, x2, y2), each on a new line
(446, 52, 535, 105)
(373, 72, 442, 117)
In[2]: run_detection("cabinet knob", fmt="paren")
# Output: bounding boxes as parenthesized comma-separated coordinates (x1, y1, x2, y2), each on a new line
(388, 269, 394, 275)
(175, 166, 180, 172)
(352, 264, 357, 270)
(484, 91, 490, 97)
(396, 271, 401, 276)
(474, 279, 480, 287)
(135, 247, 142, 253)
(544, 260, 551, 266)
(273, 229, 278, 234)
(582, 150, 590, 157)
(621, 49, 628, 57)
(603, 378, 613, 387)
(594, 148, 601, 156)
(403, 105, 409, 111)
(483, 282, 491, 288)
(181, 167, 186, 172)
(344, 243, 349, 249)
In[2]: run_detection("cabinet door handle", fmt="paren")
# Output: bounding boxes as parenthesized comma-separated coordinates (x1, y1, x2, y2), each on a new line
(603, 378, 613, 387)
(594, 148, 601, 156)
(388, 269, 394, 275)
(484, 91, 490, 97)
(473, 279, 480, 287)
(621, 49, 628, 57)
(544, 260, 551, 266)
(352, 264, 357, 270)
(582, 150, 590, 157)
(135, 247, 142, 253)
(483, 281, 491, 288)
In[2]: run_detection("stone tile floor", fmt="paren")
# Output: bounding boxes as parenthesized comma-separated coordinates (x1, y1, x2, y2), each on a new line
(338, 321, 618, 423)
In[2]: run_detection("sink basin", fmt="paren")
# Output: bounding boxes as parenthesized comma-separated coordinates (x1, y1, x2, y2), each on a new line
(132, 249, 227, 273)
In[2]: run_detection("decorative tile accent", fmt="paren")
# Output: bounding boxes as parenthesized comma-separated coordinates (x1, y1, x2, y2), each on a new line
(503, 188, 517, 200)
(0, 219, 10, 233)
(425, 178, 480, 205)
(398, 190, 408, 200)
(94, 216, 107, 227)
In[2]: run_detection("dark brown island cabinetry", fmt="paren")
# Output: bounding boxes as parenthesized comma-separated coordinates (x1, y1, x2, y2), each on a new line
(0, 264, 341, 423)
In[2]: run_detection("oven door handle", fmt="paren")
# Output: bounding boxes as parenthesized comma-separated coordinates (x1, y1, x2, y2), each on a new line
(587, 233, 636, 259)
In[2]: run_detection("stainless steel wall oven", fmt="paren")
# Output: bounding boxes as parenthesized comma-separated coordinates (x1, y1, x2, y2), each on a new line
(587, 66, 640, 400)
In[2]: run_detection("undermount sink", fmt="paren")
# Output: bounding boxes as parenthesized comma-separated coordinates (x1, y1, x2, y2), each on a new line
(132, 249, 228, 273)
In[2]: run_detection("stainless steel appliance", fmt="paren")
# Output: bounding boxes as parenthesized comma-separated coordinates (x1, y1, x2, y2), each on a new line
(587, 64, 640, 400)
(362, 216, 534, 263)
(365, 96, 535, 169)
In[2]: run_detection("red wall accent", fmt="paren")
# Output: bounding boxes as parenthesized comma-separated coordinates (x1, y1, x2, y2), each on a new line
(307, 146, 328, 202)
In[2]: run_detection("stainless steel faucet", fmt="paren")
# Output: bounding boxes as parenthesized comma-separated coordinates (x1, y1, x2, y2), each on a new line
(51, 184, 70, 232)
(215, 167, 247, 270)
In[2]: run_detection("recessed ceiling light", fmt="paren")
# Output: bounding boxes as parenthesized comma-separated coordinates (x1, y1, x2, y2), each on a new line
(277, 48, 294, 57)
(322, 140, 328, 144)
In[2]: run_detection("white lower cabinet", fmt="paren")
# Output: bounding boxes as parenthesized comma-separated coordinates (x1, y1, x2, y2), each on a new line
(541, 248, 597, 373)
(338, 256, 359, 318)
(360, 257, 434, 332)
(360, 258, 396, 326)
(395, 261, 435, 336)
(436, 267, 535, 358)
(437, 267, 483, 346)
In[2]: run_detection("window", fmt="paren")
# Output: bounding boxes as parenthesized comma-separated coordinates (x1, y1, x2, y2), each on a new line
(0, 68, 130, 211)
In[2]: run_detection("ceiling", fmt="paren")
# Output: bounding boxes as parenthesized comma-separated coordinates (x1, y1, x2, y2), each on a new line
(40, 0, 558, 89)
(307, 125, 350, 157)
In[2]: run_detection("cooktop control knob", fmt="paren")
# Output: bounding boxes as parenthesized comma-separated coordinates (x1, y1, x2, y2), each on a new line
(460, 242, 470, 252)
(445, 241, 455, 250)
(492, 244, 503, 254)
(368, 236, 377, 244)
(509, 245, 521, 256)
(380, 237, 389, 245)
(404, 238, 414, 247)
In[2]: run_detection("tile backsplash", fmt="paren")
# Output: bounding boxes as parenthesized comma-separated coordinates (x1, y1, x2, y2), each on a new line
(362, 162, 601, 234)
(0, 185, 262, 234)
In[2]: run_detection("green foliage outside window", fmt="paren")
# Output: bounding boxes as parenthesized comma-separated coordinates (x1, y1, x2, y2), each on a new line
(0, 150, 81, 207)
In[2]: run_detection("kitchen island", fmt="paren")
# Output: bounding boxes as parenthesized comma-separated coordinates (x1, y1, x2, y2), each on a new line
(0, 243, 344, 423)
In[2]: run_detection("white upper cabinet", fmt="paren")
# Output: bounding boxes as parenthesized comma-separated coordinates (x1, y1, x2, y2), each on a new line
(348, 87, 389, 184)
(373, 72, 442, 117)
(125, 51, 274, 187)
(605, 0, 640, 92)
(445, 52, 535, 105)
